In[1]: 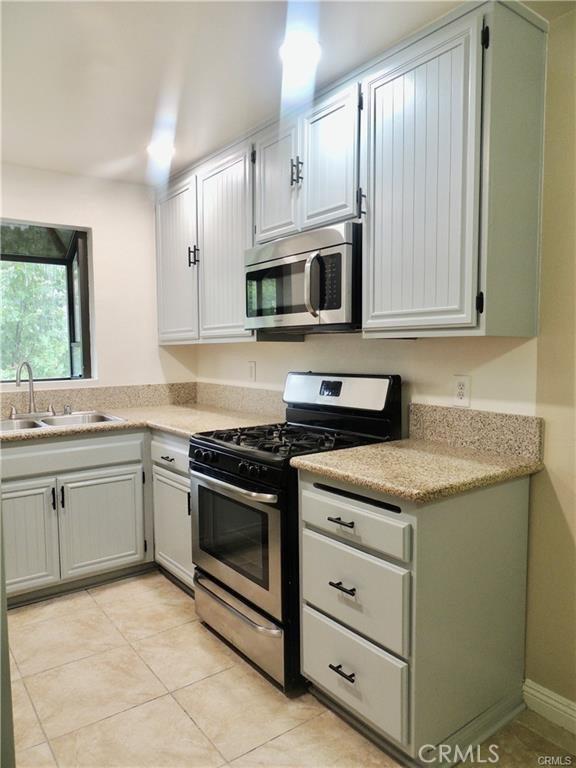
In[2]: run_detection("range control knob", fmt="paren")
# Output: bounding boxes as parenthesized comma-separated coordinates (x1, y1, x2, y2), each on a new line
(248, 464, 259, 478)
(202, 451, 214, 463)
(238, 461, 249, 474)
(193, 448, 203, 461)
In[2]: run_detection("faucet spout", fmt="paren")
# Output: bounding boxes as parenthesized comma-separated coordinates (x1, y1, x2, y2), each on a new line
(15, 361, 37, 415)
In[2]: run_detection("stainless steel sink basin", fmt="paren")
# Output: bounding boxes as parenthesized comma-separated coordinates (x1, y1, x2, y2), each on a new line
(0, 419, 44, 431)
(39, 412, 123, 426)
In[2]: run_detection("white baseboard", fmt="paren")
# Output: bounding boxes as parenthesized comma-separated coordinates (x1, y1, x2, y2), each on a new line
(524, 679, 576, 735)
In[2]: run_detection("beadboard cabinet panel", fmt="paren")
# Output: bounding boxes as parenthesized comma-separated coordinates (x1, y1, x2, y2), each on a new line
(300, 84, 360, 229)
(2, 477, 60, 595)
(153, 466, 194, 589)
(156, 180, 199, 343)
(58, 464, 144, 580)
(254, 121, 299, 243)
(362, 14, 482, 331)
(197, 144, 254, 339)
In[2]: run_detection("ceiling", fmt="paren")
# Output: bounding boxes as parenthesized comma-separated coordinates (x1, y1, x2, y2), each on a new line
(1, 1, 567, 185)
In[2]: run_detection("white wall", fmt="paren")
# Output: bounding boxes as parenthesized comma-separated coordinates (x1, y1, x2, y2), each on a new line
(1, 164, 196, 388)
(196, 335, 538, 415)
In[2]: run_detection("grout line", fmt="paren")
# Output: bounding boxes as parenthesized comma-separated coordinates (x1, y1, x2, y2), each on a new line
(169, 689, 229, 765)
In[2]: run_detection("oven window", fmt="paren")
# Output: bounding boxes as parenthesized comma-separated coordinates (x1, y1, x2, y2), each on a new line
(246, 260, 307, 317)
(198, 487, 269, 589)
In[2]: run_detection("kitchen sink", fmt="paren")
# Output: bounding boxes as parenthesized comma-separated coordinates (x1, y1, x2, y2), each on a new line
(0, 419, 44, 431)
(39, 412, 123, 426)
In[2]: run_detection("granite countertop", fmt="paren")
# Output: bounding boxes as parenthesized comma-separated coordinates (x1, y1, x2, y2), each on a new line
(0, 405, 281, 443)
(290, 438, 543, 505)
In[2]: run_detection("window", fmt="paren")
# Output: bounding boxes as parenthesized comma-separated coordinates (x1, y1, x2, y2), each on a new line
(0, 221, 92, 381)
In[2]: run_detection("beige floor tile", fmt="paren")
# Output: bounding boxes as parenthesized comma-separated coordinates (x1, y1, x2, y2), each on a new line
(8, 591, 95, 631)
(12, 680, 45, 752)
(90, 572, 197, 641)
(11, 651, 21, 681)
(484, 720, 575, 768)
(133, 620, 239, 690)
(50, 695, 225, 768)
(25, 645, 165, 739)
(230, 710, 399, 768)
(10, 605, 127, 677)
(515, 709, 576, 755)
(16, 743, 57, 768)
(174, 664, 324, 761)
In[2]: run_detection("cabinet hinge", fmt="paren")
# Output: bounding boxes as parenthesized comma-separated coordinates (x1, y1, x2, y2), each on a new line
(250, 148, 256, 164)
(356, 187, 367, 217)
(481, 25, 490, 49)
(144, 539, 148, 553)
(142, 471, 146, 484)
(358, 88, 364, 111)
(476, 291, 485, 314)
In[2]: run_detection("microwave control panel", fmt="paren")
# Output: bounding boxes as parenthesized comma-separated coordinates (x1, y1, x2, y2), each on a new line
(321, 253, 342, 310)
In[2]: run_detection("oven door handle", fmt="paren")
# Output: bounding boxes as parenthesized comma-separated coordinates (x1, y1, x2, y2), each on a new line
(194, 573, 283, 638)
(304, 251, 320, 318)
(189, 469, 279, 505)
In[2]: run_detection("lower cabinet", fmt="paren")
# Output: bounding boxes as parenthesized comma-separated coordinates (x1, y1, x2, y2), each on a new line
(1, 441, 146, 597)
(152, 465, 194, 589)
(1, 476, 61, 594)
(58, 465, 144, 580)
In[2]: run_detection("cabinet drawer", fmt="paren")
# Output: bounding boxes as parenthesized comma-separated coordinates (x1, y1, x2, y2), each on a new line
(301, 487, 411, 562)
(302, 529, 410, 656)
(302, 605, 409, 745)
(151, 438, 189, 475)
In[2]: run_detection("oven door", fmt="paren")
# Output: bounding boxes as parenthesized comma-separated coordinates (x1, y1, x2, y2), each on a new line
(190, 470, 282, 621)
(245, 246, 351, 330)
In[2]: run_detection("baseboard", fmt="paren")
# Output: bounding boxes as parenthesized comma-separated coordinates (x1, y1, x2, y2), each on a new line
(524, 679, 576, 735)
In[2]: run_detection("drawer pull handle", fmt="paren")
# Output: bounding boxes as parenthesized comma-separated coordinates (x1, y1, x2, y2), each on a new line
(328, 663, 356, 684)
(161, 455, 175, 462)
(326, 516, 355, 529)
(328, 580, 357, 597)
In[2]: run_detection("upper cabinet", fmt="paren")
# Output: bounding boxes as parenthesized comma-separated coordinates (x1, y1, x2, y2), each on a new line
(197, 142, 254, 340)
(362, 4, 546, 337)
(362, 15, 482, 333)
(156, 180, 199, 344)
(254, 83, 360, 243)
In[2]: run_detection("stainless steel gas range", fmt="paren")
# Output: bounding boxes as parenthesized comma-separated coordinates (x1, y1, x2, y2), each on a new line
(189, 372, 402, 694)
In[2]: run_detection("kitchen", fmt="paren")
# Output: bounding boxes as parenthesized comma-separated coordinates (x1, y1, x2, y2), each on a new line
(0, 1, 574, 767)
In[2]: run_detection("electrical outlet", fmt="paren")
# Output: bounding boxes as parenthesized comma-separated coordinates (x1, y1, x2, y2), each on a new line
(454, 375, 471, 407)
(248, 361, 257, 382)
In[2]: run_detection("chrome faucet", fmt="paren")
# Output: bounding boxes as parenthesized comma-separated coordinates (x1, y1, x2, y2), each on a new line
(15, 361, 38, 415)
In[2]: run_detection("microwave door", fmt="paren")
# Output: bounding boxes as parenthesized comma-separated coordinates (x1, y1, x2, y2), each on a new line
(245, 251, 321, 329)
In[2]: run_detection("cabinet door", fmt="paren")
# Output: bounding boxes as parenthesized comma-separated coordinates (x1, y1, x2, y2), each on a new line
(362, 15, 482, 331)
(152, 466, 194, 588)
(1, 477, 60, 595)
(58, 464, 144, 580)
(197, 144, 253, 339)
(254, 121, 299, 243)
(156, 179, 199, 343)
(300, 84, 360, 229)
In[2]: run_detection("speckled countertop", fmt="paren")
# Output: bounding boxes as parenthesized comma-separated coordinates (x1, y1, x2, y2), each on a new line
(0, 405, 281, 443)
(290, 439, 543, 505)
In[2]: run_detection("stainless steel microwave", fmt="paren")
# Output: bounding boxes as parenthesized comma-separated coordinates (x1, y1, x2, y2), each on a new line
(244, 222, 361, 333)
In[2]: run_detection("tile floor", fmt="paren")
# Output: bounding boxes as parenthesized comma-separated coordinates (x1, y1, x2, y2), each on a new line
(8, 571, 576, 768)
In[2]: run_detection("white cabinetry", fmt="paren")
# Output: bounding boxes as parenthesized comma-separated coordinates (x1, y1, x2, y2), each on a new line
(1, 434, 147, 597)
(362, 5, 546, 337)
(151, 432, 195, 589)
(58, 465, 144, 580)
(156, 179, 199, 343)
(254, 83, 360, 243)
(2, 477, 60, 594)
(299, 473, 530, 758)
(197, 142, 254, 340)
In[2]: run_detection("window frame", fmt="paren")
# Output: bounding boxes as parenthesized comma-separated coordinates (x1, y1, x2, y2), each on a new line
(0, 221, 92, 382)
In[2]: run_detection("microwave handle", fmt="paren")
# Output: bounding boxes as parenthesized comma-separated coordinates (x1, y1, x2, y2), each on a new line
(304, 251, 320, 318)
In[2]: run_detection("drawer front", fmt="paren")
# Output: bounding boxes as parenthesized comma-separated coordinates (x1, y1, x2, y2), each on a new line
(302, 529, 410, 656)
(302, 605, 409, 744)
(301, 487, 411, 562)
(151, 438, 189, 475)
